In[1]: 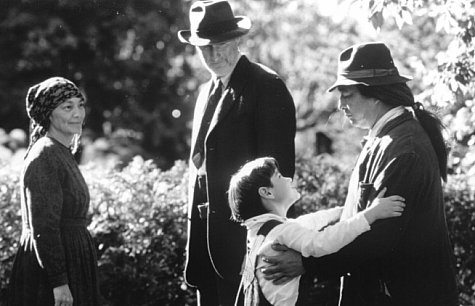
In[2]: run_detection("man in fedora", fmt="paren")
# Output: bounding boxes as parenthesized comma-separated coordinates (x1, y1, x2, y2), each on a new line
(260, 42, 458, 305)
(177, 1, 296, 305)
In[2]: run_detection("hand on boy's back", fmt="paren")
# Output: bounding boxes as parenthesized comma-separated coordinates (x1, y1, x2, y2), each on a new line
(259, 243, 305, 285)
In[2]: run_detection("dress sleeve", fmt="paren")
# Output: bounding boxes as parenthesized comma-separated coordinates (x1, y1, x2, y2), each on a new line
(273, 212, 370, 257)
(24, 150, 68, 287)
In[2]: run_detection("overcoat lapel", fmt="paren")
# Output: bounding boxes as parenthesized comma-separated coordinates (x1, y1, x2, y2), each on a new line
(190, 80, 214, 157)
(206, 56, 251, 139)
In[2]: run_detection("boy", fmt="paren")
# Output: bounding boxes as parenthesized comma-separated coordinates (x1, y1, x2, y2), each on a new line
(228, 157, 405, 305)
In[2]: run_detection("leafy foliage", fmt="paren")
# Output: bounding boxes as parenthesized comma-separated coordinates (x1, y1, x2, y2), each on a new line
(0, 0, 192, 169)
(354, 0, 475, 180)
(2, 0, 474, 175)
(444, 175, 475, 306)
(1, 155, 474, 305)
(294, 153, 350, 215)
(83, 157, 193, 305)
(0, 162, 21, 303)
(0, 157, 194, 306)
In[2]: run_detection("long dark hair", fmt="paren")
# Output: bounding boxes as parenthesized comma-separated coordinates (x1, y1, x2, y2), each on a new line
(357, 83, 448, 181)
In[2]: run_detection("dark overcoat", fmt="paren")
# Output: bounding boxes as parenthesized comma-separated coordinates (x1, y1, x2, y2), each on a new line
(185, 55, 296, 287)
(303, 111, 458, 306)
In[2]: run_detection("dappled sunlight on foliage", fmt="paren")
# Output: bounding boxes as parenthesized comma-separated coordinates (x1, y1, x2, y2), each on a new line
(294, 153, 350, 216)
(1, 155, 474, 305)
(82, 156, 192, 306)
(444, 175, 475, 305)
(0, 161, 21, 301)
(354, 0, 475, 182)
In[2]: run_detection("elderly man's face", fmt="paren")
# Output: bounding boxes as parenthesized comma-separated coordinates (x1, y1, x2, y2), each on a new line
(338, 85, 377, 129)
(197, 38, 240, 77)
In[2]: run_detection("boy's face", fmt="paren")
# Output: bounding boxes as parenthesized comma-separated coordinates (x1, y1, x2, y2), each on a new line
(268, 170, 300, 207)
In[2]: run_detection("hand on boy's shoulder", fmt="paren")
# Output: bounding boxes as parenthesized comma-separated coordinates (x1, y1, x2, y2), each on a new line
(259, 244, 305, 285)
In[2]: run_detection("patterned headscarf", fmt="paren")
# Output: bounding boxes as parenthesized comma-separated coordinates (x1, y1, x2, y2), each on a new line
(25, 77, 85, 153)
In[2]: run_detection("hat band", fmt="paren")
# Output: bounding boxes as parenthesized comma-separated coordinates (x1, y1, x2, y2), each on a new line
(192, 20, 239, 37)
(340, 68, 399, 79)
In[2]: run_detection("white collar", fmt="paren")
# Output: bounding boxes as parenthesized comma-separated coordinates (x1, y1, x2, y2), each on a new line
(368, 106, 405, 139)
(244, 213, 286, 231)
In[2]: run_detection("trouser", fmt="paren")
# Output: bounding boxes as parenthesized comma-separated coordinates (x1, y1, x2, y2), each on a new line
(196, 274, 242, 306)
(191, 175, 243, 306)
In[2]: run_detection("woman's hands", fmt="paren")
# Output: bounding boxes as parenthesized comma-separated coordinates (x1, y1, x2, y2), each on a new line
(364, 187, 405, 224)
(53, 284, 73, 306)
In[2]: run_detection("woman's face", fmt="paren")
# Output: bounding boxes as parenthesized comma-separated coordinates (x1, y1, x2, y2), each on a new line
(48, 97, 85, 139)
(338, 85, 377, 129)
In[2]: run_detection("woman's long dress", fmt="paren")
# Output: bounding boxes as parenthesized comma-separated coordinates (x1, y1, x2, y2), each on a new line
(8, 136, 99, 306)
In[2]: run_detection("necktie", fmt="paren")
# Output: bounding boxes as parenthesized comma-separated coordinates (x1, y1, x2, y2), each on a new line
(192, 80, 223, 169)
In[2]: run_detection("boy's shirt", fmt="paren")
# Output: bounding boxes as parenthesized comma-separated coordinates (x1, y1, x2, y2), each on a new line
(244, 207, 370, 305)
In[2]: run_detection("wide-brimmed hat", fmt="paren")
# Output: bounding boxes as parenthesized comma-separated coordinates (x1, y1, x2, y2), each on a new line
(178, 0, 251, 46)
(328, 42, 412, 92)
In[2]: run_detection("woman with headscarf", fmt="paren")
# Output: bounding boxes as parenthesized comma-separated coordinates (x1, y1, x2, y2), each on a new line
(8, 77, 99, 306)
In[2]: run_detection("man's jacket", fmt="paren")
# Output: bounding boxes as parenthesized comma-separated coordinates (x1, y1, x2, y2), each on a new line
(303, 111, 458, 306)
(185, 55, 296, 286)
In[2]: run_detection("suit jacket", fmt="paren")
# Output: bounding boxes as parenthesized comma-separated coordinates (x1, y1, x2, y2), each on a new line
(185, 55, 296, 286)
(303, 111, 458, 306)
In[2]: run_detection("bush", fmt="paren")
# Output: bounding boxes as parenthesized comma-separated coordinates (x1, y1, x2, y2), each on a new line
(83, 157, 194, 306)
(0, 157, 195, 306)
(294, 153, 350, 214)
(0, 155, 474, 306)
(293, 153, 351, 305)
(444, 175, 475, 306)
(0, 162, 21, 304)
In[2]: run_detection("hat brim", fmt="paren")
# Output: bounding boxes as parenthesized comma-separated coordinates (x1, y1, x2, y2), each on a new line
(327, 74, 412, 92)
(178, 16, 251, 46)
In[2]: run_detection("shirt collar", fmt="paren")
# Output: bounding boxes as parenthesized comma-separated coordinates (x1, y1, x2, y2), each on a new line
(368, 106, 405, 139)
(243, 213, 286, 230)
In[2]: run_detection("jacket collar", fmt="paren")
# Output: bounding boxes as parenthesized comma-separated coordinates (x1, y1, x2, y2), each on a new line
(377, 109, 413, 137)
(360, 110, 413, 148)
(212, 55, 251, 125)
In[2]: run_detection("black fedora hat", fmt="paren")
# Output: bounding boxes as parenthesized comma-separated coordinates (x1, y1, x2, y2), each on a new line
(328, 42, 412, 92)
(178, 0, 251, 46)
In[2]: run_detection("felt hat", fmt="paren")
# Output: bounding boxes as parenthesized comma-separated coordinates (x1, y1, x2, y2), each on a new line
(178, 0, 251, 46)
(328, 42, 412, 92)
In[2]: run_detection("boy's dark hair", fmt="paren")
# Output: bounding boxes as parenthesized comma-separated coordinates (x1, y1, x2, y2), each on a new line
(228, 157, 279, 222)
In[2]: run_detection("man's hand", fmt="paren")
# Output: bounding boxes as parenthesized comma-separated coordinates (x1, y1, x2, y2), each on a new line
(53, 284, 73, 306)
(259, 243, 305, 285)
